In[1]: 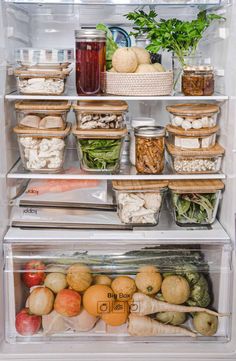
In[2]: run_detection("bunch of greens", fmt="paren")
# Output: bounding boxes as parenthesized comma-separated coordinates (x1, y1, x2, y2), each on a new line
(172, 192, 217, 224)
(79, 139, 121, 170)
(96, 23, 118, 70)
(163, 264, 211, 307)
(126, 10, 223, 66)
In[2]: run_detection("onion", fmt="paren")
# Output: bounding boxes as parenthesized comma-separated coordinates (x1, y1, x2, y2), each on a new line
(29, 287, 54, 315)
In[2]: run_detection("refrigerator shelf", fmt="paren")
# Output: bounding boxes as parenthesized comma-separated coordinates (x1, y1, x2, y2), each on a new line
(5, 218, 230, 243)
(5, 92, 229, 102)
(8, 151, 226, 180)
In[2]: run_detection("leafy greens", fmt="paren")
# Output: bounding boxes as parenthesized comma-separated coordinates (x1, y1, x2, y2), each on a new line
(126, 10, 223, 66)
(96, 23, 118, 70)
(172, 192, 217, 224)
(79, 139, 121, 170)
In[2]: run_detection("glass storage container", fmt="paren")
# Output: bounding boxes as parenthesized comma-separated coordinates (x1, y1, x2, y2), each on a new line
(4, 240, 231, 343)
(13, 124, 71, 173)
(182, 66, 215, 96)
(166, 124, 218, 150)
(14, 68, 71, 95)
(166, 142, 225, 174)
(112, 180, 168, 225)
(73, 100, 128, 129)
(15, 101, 71, 130)
(72, 126, 127, 173)
(166, 103, 219, 130)
(169, 179, 224, 226)
(15, 48, 74, 68)
(75, 29, 106, 95)
(135, 126, 165, 174)
(129, 118, 156, 166)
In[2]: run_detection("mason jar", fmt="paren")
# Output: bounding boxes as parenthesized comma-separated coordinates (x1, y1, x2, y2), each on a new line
(182, 66, 215, 96)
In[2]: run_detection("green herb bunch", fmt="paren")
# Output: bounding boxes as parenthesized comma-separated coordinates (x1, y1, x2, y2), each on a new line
(126, 10, 223, 66)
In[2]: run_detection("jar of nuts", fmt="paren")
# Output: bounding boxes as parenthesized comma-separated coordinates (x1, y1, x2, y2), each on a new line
(135, 126, 165, 174)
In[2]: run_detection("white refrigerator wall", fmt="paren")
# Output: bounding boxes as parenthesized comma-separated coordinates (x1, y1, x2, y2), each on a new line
(0, 0, 235, 360)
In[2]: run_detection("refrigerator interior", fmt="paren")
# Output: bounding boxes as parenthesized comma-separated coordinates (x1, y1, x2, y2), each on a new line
(0, 0, 236, 359)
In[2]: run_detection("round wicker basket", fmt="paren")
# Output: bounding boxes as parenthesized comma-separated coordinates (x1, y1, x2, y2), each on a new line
(104, 71, 173, 96)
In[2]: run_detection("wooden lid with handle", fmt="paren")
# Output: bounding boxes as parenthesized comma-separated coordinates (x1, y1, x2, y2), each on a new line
(166, 142, 225, 156)
(72, 125, 127, 139)
(15, 100, 71, 111)
(112, 180, 168, 191)
(166, 103, 219, 116)
(166, 124, 219, 137)
(13, 122, 71, 137)
(169, 179, 225, 193)
(73, 100, 128, 112)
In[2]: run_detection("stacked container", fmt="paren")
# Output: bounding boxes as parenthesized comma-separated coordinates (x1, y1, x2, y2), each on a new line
(72, 101, 128, 173)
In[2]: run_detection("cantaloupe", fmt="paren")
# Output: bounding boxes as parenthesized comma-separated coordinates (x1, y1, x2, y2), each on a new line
(135, 64, 157, 73)
(152, 63, 166, 72)
(132, 47, 151, 65)
(112, 48, 138, 73)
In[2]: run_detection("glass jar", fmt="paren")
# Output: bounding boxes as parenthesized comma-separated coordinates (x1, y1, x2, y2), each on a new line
(172, 54, 202, 93)
(135, 126, 165, 174)
(75, 30, 106, 95)
(130, 118, 156, 166)
(182, 66, 214, 96)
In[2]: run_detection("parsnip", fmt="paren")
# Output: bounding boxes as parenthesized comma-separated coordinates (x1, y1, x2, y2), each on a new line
(131, 293, 225, 317)
(128, 314, 196, 337)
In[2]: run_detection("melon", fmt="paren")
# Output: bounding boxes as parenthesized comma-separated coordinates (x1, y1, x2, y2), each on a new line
(112, 48, 138, 73)
(135, 64, 157, 73)
(132, 47, 151, 65)
(152, 63, 166, 72)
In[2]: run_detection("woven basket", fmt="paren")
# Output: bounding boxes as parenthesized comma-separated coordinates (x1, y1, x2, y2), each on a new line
(104, 71, 173, 96)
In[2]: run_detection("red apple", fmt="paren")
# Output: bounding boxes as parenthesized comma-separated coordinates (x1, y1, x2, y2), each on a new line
(54, 289, 81, 317)
(22, 260, 46, 288)
(15, 308, 41, 336)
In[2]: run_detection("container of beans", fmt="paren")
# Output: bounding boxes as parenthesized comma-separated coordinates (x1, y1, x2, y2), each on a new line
(166, 103, 219, 130)
(182, 66, 214, 96)
(135, 126, 165, 174)
(166, 142, 224, 174)
(166, 124, 218, 150)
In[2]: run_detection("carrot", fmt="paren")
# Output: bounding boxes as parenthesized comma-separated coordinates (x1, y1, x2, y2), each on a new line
(128, 314, 196, 337)
(131, 293, 226, 317)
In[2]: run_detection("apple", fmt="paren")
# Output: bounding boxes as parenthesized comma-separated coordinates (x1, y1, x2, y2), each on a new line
(22, 260, 46, 288)
(15, 308, 41, 336)
(54, 289, 81, 317)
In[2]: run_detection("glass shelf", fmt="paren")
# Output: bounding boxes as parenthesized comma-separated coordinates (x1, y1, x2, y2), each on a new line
(4, 0, 224, 5)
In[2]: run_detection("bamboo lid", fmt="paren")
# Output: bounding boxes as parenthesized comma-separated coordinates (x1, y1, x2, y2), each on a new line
(166, 124, 219, 137)
(166, 142, 225, 156)
(166, 103, 219, 116)
(14, 67, 70, 78)
(169, 179, 225, 193)
(73, 100, 128, 112)
(112, 180, 168, 191)
(13, 122, 71, 136)
(15, 100, 71, 111)
(72, 125, 127, 139)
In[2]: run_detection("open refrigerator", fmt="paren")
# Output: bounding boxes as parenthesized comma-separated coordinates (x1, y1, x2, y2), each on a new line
(0, 0, 236, 360)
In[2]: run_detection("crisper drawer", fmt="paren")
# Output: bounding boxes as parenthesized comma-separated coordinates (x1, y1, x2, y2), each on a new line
(4, 240, 232, 344)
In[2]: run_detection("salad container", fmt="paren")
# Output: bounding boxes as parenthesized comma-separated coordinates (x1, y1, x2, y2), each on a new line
(15, 101, 71, 130)
(14, 68, 71, 95)
(73, 100, 128, 129)
(166, 103, 219, 130)
(72, 126, 127, 173)
(166, 124, 218, 150)
(13, 123, 71, 173)
(112, 180, 168, 226)
(166, 142, 225, 174)
(169, 179, 224, 226)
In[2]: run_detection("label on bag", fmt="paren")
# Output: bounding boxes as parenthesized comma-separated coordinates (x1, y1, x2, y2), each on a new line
(21, 207, 40, 219)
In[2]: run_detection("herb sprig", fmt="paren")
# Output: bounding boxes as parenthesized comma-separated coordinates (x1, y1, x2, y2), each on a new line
(126, 10, 223, 66)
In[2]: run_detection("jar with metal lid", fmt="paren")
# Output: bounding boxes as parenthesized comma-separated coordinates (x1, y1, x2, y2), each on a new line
(182, 65, 214, 96)
(75, 29, 106, 95)
(129, 118, 156, 166)
(135, 126, 165, 174)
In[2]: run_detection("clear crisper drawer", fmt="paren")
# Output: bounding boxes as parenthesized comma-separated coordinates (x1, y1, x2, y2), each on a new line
(4, 240, 232, 344)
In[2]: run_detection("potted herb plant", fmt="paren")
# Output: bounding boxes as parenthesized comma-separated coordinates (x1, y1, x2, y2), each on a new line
(126, 10, 223, 91)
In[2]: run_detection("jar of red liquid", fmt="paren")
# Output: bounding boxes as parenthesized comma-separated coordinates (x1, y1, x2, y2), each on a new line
(75, 29, 106, 95)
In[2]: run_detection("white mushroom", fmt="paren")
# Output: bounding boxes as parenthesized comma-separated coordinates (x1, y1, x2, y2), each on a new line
(192, 119, 203, 129)
(173, 116, 183, 127)
(181, 120, 192, 130)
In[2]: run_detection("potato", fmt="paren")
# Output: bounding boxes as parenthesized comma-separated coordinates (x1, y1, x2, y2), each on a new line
(161, 275, 190, 304)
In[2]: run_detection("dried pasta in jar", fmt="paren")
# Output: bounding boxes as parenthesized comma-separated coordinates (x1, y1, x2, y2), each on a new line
(135, 126, 165, 174)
